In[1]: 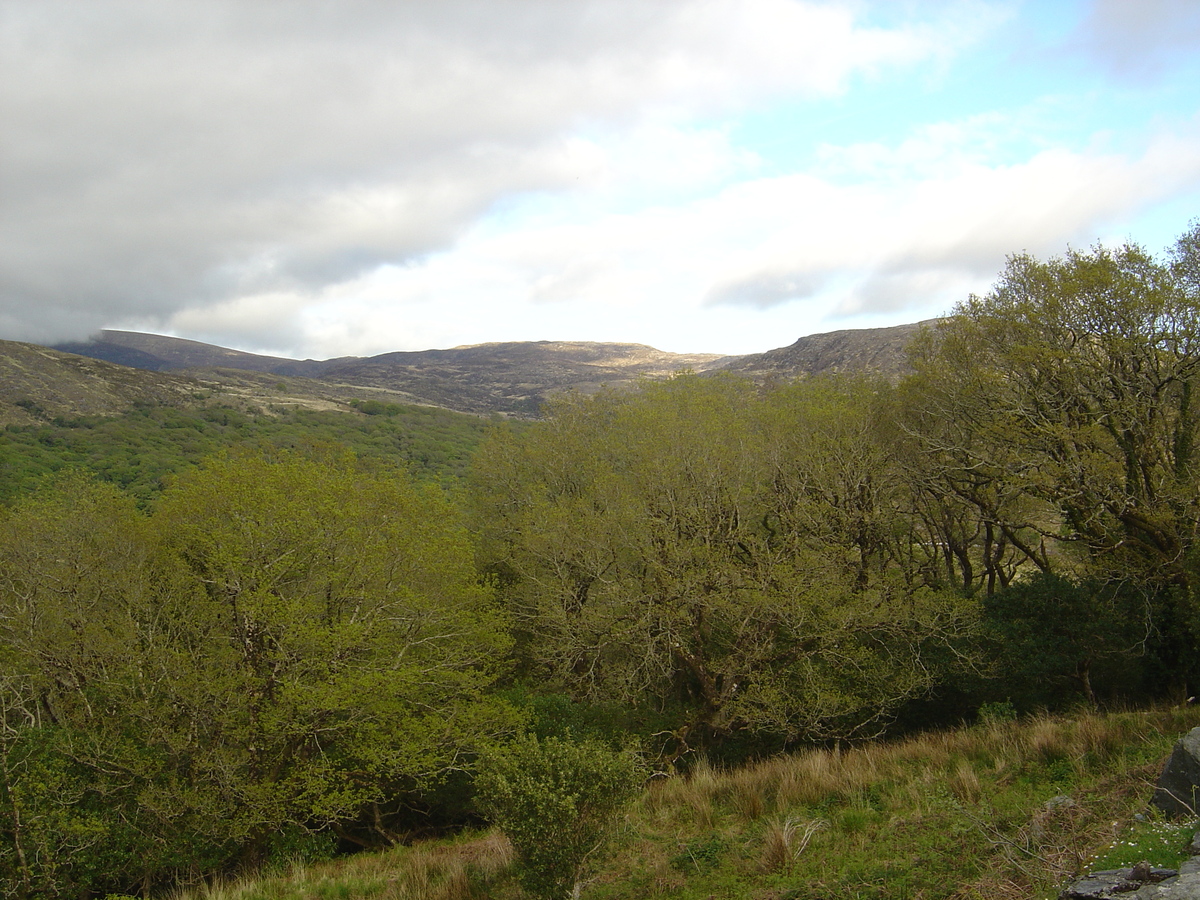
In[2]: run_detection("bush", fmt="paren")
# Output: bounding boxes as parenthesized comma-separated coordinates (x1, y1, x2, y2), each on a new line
(475, 736, 644, 900)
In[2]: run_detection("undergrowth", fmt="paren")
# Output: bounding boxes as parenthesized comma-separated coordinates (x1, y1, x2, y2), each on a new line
(170, 705, 1200, 900)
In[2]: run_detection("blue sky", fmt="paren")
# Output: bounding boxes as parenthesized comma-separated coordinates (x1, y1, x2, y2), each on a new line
(2, 0, 1199, 358)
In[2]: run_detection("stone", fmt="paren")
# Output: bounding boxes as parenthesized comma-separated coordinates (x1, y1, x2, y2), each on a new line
(1153, 728, 1200, 819)
(1059, 867, 1185, 899)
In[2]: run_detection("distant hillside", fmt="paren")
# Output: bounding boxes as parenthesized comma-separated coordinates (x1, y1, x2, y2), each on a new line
(0, 341, 207, 425)
(715, 320, 935, 382)
(319, 341, 729, 416)
(46, 321, 930, 417)
(0, 340, 455, 427)
(54, 330, 344, 377)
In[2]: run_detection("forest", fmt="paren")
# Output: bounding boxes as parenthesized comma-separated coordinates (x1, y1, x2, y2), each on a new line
(2, 224, 1200, 898)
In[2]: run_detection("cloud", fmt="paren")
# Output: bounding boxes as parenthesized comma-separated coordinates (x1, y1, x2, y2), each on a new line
(679, 124, 1200, 320)
(0, 0, 980, 347)
(705, 270, 832, 308)
(1076, 0, 1200, 81)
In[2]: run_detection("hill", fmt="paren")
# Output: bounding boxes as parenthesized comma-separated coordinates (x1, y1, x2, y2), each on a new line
(718, 320, 934, 382)
(0, 340, 209, 425)
(48, 321, 929, 416)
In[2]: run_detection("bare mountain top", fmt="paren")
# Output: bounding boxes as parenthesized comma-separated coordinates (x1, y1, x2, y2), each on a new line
(53, 330, 345, 377)
(717, 321, 936, 382)
(41, 321, 930, 417)
(322, 341, 730, 415)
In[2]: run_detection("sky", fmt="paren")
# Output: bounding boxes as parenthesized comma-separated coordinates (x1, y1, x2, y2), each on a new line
(2, 0, 1199, 360)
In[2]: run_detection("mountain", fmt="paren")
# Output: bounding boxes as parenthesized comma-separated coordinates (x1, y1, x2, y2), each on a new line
(0, 341, 451, 427)
(316, 341, 730, 416)
(718, 320, 934, 382)
(0, 341, 208, 424)
(53, 330, 346, 377)
(39, 321, 933, 418)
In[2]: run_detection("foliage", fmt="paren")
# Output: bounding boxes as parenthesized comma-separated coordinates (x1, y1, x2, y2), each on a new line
(0, 400, 499, 507)
(982, 572, 1145, 709)
(0, 453, 519, 896)
(470, 374, 980, 757)
(475, 736, 644, 900)
(902, 224, 1200, 694)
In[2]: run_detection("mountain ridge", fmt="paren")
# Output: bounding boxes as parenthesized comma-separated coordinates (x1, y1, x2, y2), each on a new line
(10, 321, 936, 421)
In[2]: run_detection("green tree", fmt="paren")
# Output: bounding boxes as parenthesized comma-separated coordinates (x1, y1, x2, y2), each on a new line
(981, 573, 1142, 709)
(902, 224, 1200, 695)
(471, 375, 977, 758)
(153, 448, 520, 856)
(475, 736, 643, 900)
(0, 453, 520, 894)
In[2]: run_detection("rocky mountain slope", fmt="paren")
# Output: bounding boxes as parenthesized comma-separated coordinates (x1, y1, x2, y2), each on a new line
(24, 320, 933, 419)
(719, 320, 934, 382)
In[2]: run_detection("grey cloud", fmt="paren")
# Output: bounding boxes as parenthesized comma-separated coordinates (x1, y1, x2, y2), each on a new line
(0, 0, 717, 344)
(1076, 0, 1200, 81)
(704, 270, 832, 309)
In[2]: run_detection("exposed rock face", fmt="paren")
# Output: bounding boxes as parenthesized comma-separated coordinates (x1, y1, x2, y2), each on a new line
(1153, 728, 1200, 819)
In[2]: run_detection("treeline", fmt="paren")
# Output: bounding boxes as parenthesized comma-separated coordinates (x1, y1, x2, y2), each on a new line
(1, 223, 1199, 896)
(0, 400, 499, 506)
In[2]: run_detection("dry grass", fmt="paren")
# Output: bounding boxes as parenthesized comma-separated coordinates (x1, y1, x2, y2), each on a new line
(169, 705, 1200, 900)
(759, 816, 828, 873)
(171, 831, 514, 900)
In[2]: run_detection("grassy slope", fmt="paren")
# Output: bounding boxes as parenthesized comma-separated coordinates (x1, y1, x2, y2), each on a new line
(172, 706, 1200, 900)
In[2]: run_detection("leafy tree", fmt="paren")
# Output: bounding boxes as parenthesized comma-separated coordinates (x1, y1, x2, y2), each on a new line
(471, 375, 978, 758)
(475, 736, 644, 900)
(902, 224, 1200, 695)
(0, 453, 520, 894)
(981, 573, 1143, 709)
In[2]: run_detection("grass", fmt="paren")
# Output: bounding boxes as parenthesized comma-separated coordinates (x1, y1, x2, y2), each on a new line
(169, 705, 1200, 900)
(1085, 818, 1196, 872)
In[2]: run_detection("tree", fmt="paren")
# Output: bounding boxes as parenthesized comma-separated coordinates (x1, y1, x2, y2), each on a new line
(475, 736, 643, 900)
(153, 448, 520, 855)
(981, 573, 1142, 709)
(470, 375, 978, 758)
(0, 452, 520, 894)
(901, 224, 1200, 695)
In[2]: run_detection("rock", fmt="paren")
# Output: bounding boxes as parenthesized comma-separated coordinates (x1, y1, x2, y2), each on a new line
(1153, 728, 1200, 819)
(1138, 871, 1200, 899)
(1059, 867, 1180, 899)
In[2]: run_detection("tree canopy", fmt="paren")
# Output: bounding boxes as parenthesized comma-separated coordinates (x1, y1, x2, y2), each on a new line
(470, 374, 978, 758)
(0, 450, 518, 897)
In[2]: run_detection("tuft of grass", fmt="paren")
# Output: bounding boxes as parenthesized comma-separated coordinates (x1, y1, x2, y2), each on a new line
(760, 816, 827, 874)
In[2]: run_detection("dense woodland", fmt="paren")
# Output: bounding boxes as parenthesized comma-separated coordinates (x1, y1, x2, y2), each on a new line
(2, 224, 1199, 898)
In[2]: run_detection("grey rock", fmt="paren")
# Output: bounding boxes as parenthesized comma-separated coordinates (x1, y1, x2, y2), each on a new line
(1135, 871, 1200, 899)
(1061, 867, 1180, 899)
(1153, 728, 1200, 819)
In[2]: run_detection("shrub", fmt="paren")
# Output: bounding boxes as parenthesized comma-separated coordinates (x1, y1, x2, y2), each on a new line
(475, 736, 644, 900)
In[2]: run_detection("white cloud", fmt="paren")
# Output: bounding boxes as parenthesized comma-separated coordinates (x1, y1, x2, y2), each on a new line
(0, 0, 993, 347)
(279, 114, 1200, 358)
